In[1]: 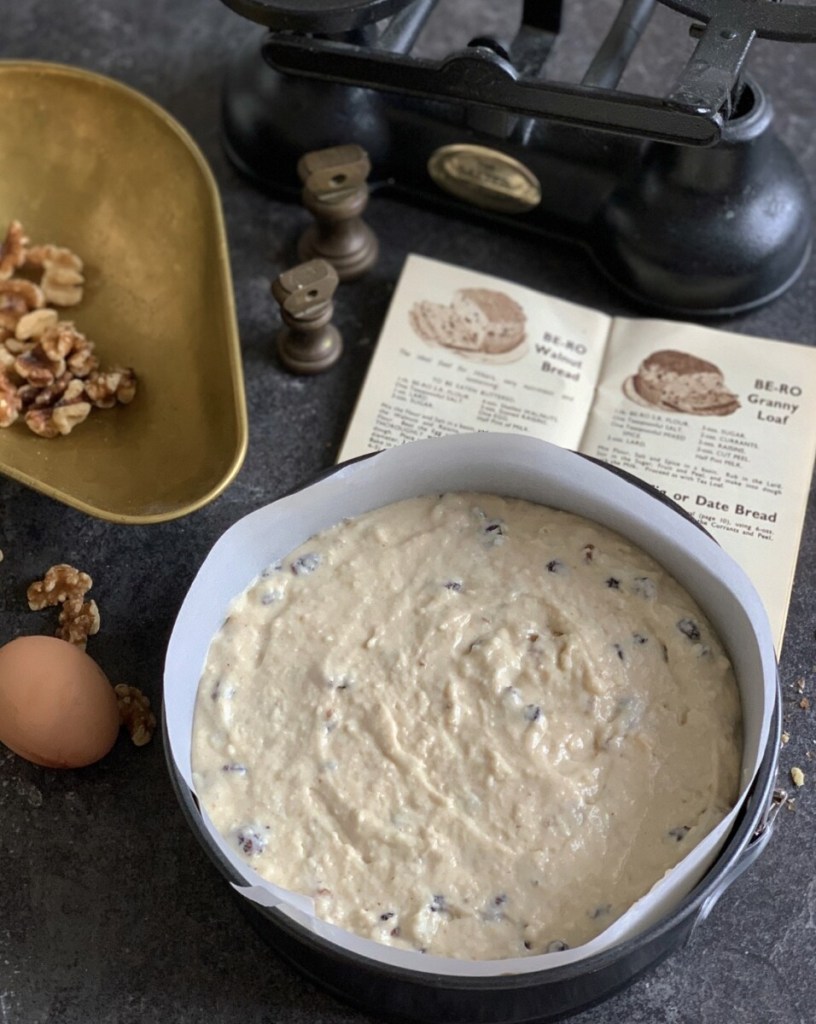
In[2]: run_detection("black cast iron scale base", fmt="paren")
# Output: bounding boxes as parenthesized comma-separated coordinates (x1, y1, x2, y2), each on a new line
(220, 0, 816, 316)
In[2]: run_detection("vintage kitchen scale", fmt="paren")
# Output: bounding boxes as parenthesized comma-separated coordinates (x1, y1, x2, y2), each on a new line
(219, 0, 816, 314)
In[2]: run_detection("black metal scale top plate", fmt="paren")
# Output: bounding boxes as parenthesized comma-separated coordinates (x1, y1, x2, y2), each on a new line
(218, 0, 414, 32)
(224, 0, 816, 38)
(218, 0, 816, 314)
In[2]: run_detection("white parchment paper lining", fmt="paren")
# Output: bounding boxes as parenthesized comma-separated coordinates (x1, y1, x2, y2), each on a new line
(164, 432, 776, 977)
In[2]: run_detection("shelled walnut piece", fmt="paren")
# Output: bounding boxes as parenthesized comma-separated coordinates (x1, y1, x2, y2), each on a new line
(0, 220, 137, 436)
(115, 684, 157, 747)
(27, 563, 100, 650)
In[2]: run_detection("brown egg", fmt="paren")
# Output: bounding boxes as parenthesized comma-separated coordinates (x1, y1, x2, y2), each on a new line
(0, 635, 120, 768)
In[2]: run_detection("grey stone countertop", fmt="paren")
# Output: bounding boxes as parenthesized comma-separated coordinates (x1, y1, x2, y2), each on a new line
(1, 2, 814, 1023)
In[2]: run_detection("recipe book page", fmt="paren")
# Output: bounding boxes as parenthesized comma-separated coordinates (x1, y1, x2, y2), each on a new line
(579, 317, 816, 648)
(338, 254, 816, 649)
(337, 254, 611, 455)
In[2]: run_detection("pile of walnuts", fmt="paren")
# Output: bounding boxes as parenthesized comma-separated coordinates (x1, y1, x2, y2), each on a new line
(0, 220, 137, 438)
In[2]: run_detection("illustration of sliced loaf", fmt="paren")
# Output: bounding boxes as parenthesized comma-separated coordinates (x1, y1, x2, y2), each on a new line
(410, 287, 526, 355)
(633, 349, 740, 415)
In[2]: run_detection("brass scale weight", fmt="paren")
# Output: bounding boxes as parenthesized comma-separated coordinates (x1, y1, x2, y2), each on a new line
(272, 143, 377, 372)
(246, 0, 816, 328)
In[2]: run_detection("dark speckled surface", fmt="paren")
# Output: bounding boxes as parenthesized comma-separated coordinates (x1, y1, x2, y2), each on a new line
(1, 2, 815, 1022)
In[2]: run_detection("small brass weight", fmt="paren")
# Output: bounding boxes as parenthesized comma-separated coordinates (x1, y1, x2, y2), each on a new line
(297, 144, 379, 281)
(271, 259, 342, 373)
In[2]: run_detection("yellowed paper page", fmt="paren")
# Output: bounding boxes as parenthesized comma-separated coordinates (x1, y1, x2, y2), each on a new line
(337, 254, 610, 461)
(579, 316, 816, 649)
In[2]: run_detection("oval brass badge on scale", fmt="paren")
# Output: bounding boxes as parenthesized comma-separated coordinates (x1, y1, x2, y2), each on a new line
(427, 144, 542, 214)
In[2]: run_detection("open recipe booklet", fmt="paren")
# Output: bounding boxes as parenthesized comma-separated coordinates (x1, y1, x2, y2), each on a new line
(338, 254, 816, 650)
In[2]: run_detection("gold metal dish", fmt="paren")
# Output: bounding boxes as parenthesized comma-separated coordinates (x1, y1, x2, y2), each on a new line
(0, 61, 248, 523)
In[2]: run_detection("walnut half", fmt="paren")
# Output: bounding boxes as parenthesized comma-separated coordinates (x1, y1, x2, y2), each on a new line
(115, 684, 157, 747)
(27, 564, 101, 650)
(27, 563, 93, 609)
(0, 221, 29, 280)
(0, 371, 21, 427)
(85, 368, 137, 408)
(56, 597, 100, 649)
(24, 378, 92, 437)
